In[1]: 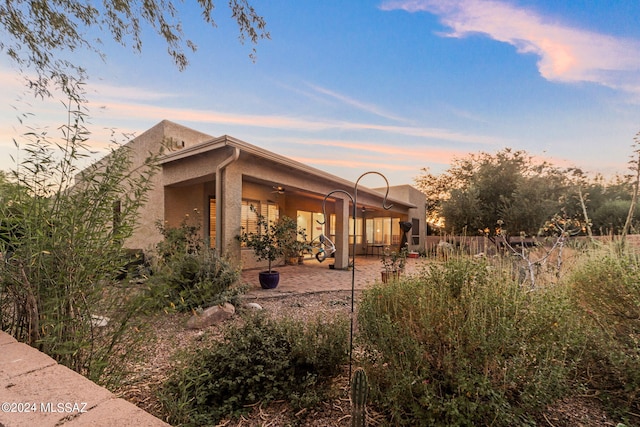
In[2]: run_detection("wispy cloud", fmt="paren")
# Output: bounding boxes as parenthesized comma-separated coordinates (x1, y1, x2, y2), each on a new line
(305, 83, 411, 123)
(380, 0, 640, 93)
(89, 82, 179, 102)
(275, 137, 468, 163)
(259, 137, 470, 181)
(88, 98, 505, 145)
(294, 156, 417, 171)
(275, 80, 412, 123)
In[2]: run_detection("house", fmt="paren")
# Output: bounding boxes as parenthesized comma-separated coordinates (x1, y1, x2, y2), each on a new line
(109, 120, 426, 270)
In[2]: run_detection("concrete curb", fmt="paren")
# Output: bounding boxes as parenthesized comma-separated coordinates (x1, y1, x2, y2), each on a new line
(0, 331, 169, 427)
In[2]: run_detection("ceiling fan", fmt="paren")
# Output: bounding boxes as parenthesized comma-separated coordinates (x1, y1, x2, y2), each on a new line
(272, 185, 285, 194)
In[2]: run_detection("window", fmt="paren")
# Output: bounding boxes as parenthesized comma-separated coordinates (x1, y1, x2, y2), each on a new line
(112, 200, 121, 238)
(209, 198, 216, 248)
(411, 217, 420, 245)
(241, 200, 259, 236)
(240, 200, 279, 246)
(391, 219, 400, 245)
(366, 216, 401, 246)
(349, 217, 363, 245)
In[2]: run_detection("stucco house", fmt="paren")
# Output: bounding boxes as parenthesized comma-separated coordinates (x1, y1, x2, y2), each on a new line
(109, 120, 426, 270)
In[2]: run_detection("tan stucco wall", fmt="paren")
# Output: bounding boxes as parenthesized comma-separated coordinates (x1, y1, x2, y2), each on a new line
(384, 185, 427, 252)
(165, 184, 205, 226)
(118, 120, 214, 251)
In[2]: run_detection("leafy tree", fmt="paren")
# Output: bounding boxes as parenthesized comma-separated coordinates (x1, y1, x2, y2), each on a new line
(592, 200, 634, 235)
(0, 0, 270, 97)
(622, 132, 640, 240)
(568, 171, 640, 236)
(416, 149, 573, 236)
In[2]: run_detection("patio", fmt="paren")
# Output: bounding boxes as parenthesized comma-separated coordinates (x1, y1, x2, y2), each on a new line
(241, 255, 426, 299)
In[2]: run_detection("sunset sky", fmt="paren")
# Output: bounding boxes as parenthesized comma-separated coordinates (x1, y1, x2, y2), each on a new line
(2, 0, 640, 185)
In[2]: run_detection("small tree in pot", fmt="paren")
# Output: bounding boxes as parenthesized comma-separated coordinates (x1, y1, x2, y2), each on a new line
(279, 216, 309, 265)
(380, 244, 408, 283)
(238, 206, 297, 289)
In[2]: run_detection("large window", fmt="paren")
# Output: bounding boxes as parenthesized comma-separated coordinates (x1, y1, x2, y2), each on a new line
(366, 217, 401, 246)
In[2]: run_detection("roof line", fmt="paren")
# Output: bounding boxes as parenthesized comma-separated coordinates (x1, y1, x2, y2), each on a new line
(160, 134, 416, 208)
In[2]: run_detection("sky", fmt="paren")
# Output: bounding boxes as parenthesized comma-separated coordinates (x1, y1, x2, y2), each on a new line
(2, 0, 640, 186)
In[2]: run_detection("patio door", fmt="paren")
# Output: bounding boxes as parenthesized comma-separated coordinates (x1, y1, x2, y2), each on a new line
(297, 211, 325, 242)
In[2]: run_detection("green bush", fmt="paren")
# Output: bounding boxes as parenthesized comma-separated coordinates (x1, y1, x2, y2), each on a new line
(159, 312, 349, 426)
(569, 246, 640, 415)
(146, 219, 240, 311)
(358, 257, 587, 426)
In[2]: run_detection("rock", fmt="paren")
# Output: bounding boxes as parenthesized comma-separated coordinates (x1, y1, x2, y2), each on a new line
(91, 315, 110, 327)
(244, 302, 263, 310)
(186, 303, 235, 329)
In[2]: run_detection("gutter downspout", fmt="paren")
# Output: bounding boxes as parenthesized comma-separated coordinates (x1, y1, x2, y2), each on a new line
(215, 146, 240, 251)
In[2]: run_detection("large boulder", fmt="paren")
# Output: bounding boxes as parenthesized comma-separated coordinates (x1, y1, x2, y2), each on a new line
(186, 303, 235, 329)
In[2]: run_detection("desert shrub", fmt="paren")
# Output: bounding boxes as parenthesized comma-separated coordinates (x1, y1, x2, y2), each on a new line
(145, 219, 240, 311)
(159, 312, 349, 426)
(358, 257, 587, 426)
(569, 245, 640, 415)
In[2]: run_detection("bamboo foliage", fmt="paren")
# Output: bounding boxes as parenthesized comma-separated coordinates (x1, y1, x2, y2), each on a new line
(0, 77, 158, 382)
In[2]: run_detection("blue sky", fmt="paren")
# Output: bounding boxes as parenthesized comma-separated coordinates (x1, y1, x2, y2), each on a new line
(2, 0, 640, 185)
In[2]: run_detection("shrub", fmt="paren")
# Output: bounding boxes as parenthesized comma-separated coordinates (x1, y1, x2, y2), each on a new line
(358, 257, 587, 426)
(146, 218, 240, 311)
(159, 312, 349, 426)
(569, 245, 640, 415)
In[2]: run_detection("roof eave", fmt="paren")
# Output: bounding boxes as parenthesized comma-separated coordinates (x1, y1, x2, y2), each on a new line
(159, 135, 416, 209)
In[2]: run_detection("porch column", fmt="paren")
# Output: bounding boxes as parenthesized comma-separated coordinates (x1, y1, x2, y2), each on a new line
(220, 166, 243, 262)
(334, 196, 350, 270)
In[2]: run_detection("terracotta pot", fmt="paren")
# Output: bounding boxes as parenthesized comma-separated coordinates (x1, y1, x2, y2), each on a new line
(381, 271, 401, 283)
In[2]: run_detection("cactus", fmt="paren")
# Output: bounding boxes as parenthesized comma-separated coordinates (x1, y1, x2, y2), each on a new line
(351, 367, 369, 427)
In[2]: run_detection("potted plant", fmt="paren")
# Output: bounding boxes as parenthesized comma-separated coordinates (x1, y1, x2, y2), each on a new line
(278, 216, 308, 265)
(381, 245, 408, 283)
(291, 238, 310, 265)
(238, 206, 298, 289)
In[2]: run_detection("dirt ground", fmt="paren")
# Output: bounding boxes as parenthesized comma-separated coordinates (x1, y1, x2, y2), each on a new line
(119, 290, 628, 427)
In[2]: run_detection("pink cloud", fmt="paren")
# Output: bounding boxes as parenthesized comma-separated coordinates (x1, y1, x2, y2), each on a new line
(88, 98, 504, 145)
(287, 138, 468, 166)
(380, 0, 640, 93)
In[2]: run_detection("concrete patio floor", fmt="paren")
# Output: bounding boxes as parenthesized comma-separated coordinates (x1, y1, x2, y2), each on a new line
(241, 255, 427, 299)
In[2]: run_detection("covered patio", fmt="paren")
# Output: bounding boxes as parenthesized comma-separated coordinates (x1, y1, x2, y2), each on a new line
(159, 133, 427, 271)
